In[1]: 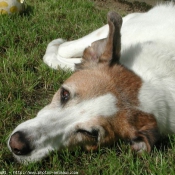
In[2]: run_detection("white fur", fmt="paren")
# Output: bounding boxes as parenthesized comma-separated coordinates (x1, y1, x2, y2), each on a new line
(8, 93, 117, 163)
(44, 3, 175, 133)
(8, 3, 175, 163)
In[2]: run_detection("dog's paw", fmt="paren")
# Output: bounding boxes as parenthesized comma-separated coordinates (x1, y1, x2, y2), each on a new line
(43, 38, 81, 70)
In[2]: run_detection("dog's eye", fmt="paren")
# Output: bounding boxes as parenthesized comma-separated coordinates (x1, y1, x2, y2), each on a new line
(61, 88, 70, 104)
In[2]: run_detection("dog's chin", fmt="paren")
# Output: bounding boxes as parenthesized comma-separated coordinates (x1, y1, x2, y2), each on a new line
(12, 147, 54, 164)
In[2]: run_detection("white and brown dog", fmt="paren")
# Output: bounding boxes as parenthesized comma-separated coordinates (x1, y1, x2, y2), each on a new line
(8, 3, 175, 164)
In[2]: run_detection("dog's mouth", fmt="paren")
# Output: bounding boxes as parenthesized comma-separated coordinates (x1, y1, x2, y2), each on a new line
(76, 129, 99, 139)
(75, 129, 100, 151)
(76, 129, 99, 140)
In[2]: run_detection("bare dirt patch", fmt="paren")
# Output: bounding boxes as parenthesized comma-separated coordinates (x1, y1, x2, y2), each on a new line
(92, 0, 167, 15)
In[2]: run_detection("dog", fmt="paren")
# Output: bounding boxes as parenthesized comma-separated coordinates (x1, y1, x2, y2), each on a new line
(8, 3, 175, 164)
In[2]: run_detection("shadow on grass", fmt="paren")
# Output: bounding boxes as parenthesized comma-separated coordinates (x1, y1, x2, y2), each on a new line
(20, 4, 34, 17)
(118, 0, 152, 11)
(155, 135, 173, 152)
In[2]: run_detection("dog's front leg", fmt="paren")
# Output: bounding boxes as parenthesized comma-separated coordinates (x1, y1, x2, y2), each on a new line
(57, 11, 141, 59)
(43, 25, 109, 70)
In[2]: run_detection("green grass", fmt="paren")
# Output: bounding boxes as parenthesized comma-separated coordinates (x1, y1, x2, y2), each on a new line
(1, 0, 175, 174)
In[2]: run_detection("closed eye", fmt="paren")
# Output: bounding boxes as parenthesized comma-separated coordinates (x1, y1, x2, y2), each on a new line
(60, 88, 70, 105)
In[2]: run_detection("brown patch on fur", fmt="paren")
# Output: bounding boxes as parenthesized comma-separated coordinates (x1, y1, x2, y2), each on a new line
(62, 62, 159, 152)
(113, 110, 159, 153)
(109, 64, 142, 108)
(64, 63, 142, 104)
(85, 145, 98, 151)
(67, 109, 159, 153)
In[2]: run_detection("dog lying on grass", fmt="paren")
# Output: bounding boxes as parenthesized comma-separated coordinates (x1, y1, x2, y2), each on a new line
(8, 3, 175, 164)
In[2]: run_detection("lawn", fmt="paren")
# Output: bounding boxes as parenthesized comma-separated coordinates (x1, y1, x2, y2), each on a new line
(1, 0, 175, 174)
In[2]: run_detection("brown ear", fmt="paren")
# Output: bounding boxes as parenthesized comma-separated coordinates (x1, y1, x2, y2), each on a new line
(75, 11, 122, 70)
(128, 111, 160, 153)
(114, 110, 160, 153)
(101, 11, 122, 65)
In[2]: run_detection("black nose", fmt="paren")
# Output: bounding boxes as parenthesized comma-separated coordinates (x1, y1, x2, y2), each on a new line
(9, 131, 32, 155)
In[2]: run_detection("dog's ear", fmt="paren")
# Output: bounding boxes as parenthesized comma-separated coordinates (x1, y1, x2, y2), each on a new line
(128, 111, 160, 153)
(76, 12, 122, 70)
(100, 11, 122, 65)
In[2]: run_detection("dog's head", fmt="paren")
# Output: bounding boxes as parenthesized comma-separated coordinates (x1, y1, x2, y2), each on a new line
(8, 12, 159, 164)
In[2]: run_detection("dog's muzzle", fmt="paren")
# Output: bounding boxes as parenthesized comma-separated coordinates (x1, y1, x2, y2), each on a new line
(9, 131, 33, 156)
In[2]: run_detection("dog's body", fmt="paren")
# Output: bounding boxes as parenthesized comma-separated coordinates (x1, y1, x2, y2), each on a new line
(8, 3, 175, 164)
